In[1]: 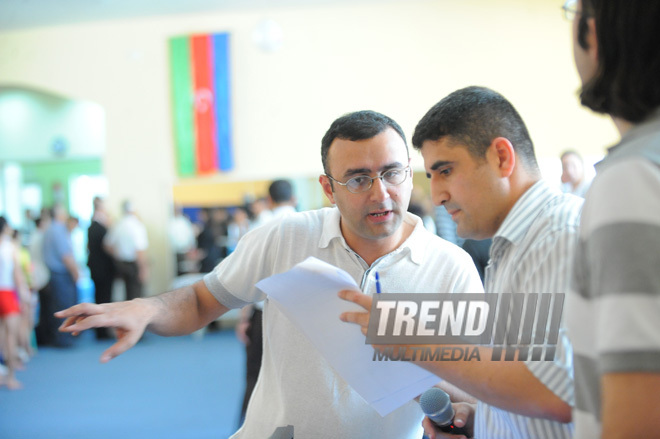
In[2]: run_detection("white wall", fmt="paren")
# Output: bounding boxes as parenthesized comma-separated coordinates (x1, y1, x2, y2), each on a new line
(0, 88, 105, 161)
(0, 0, 619, 293)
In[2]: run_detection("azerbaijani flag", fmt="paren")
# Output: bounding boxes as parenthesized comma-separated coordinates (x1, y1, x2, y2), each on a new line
(169, 33, 234, 176)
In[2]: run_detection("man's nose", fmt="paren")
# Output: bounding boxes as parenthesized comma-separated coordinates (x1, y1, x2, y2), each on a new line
(369, 176, 390, 202)
(430, 178, 449, 206)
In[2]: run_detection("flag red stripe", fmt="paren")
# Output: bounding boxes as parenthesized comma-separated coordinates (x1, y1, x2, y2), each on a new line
(191, 35, 218, 174)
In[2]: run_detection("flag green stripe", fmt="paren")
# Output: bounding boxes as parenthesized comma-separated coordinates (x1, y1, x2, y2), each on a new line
(169, 36, 196, 176)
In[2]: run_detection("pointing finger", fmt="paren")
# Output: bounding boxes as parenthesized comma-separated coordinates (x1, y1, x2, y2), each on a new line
(55, 302, 104, 319)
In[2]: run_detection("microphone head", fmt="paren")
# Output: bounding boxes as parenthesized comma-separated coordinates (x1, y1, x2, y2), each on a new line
(419, 387, 454, 427)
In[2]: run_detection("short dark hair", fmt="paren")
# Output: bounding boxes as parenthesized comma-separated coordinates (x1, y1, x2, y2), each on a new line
(0, 216, 6, 234)
(412, 86, 539, 172)
(580, 0, 660, 122)
(321, 110, 408, 175)
(268, 179, 294, 203)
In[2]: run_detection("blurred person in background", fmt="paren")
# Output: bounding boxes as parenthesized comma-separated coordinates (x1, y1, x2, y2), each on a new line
(42, 205, 79, 348)
(29, 216, 50, 296)
(247, 197, 272, 230)
(32, 215, 52, 347)
(236, 178, 297, 425)
(461, 238, 492, 285)
(560, 149, 592, 197)
(21, 209, 36, 247)
(407, 186, 437, 234)
(87, 197, 116, 340)
(266, 179, 297, 222)
(0, 216, 29, 389)
(226, 207, 250, 255)
(104, 200, 149, 301)
(168, 204, 197, 276)
(13, 230, 36, 362)
(197, 207, 228, 273)
(434, 204, 463, 246)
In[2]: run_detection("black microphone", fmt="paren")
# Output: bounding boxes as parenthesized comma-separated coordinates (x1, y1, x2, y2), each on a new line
(419, 387, 470, 436)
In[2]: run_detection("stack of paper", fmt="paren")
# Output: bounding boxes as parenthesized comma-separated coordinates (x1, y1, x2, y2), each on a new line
(256, 256, 440, 416)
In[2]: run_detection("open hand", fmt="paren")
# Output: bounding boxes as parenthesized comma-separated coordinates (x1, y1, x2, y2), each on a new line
(55, 300, 151, 363)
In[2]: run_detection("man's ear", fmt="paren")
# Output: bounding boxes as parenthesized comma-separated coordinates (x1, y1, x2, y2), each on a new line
(319, 175, 336, 204)
(488, 137, 516, 178)
(586, 17, 598, 63)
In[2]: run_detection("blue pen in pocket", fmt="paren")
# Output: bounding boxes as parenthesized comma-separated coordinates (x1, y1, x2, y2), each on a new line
(375, 271, 382, 294)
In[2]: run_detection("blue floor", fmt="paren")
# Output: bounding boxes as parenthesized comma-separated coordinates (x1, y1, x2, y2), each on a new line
(0, 328, 245, 439)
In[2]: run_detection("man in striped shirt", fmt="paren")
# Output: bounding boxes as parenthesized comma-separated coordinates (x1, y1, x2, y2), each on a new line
(565, 0, 660, 437)
(341, 86, 582, 438)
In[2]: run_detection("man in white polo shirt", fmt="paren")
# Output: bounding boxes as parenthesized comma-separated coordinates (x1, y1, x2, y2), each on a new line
(57, 110, 482, 438)
(104, 200, 149, 301)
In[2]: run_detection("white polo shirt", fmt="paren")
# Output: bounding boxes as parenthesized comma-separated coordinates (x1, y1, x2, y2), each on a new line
(104, 214, 148, 263)
(204, 207, 483, 439)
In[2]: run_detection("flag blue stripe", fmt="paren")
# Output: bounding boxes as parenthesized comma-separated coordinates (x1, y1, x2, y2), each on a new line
(213, 33, 234, 171)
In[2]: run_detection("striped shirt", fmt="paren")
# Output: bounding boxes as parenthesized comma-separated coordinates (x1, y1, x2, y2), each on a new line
(567, 111, 660, 438)
(475, 180, 582, 439)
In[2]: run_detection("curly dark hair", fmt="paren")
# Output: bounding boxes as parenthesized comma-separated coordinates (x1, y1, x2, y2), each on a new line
(580, 0, 660, 123)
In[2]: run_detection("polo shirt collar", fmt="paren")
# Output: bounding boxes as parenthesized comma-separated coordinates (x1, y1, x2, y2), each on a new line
(319, 207, 343, 249)
(318, 207, 424, 265)
(401, 214, 426, 265)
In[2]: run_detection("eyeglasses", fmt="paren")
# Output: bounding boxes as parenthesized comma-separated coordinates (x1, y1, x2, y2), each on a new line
(326, 166, 410, 194)
(562, 0, 577, 20)
(561, 0, 586, 21)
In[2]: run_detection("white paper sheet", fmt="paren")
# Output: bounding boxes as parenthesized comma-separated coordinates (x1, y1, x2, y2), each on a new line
(255, 256, 440, 416)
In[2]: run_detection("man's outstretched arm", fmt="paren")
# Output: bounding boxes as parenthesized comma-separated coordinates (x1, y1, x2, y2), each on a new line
(55, 280, 229, 363)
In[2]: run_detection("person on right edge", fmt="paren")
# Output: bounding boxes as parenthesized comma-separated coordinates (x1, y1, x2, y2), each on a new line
(562, 0, 660, 437)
